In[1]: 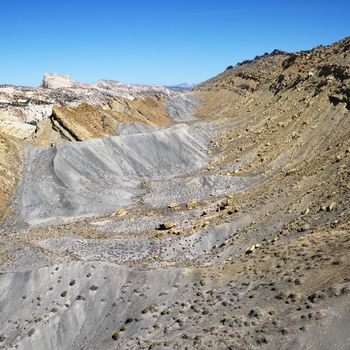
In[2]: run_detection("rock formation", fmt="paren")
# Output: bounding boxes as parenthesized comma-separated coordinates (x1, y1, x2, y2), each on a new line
(42, 73, 76, 89)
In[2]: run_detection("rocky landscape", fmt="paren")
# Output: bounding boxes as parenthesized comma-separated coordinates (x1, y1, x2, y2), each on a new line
(0, 36, 349, 350)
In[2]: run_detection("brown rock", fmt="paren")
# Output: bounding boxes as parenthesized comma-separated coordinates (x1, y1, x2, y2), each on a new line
(115, 208, 128, 217)
(168, 202, 178, 209)
(245, 243, 260, 254)
(327, 202, 337, 211)
(187, 199, 198, 209)
(169, 228, 181, 235)
(158, 222, 176, 230)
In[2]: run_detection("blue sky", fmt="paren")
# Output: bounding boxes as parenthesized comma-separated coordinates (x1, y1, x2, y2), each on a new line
(1, 0, 349, 86)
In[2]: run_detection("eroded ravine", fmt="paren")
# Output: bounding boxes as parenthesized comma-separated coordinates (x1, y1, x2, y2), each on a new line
(0, 37, 350, 350)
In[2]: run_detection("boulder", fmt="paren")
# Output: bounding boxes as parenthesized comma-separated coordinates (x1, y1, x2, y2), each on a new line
(168, 202, 178, 209)
(115, 208, 128, 217)
(158, 222, 176, 230)
(186, 199, 198, 209)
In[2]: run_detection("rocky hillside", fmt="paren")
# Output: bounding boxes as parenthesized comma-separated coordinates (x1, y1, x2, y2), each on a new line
(0, 75, 179, 221)
(0, 73, 174, 141)
(0, 37, 349, 350)
(196, 36, 350, 113)
(0, 132, 21, 222)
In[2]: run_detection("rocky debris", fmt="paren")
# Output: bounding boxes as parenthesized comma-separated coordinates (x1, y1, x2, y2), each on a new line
(245, 243, 261, 254)
(217, 195, 240, 214)
(320, 202, 337, 212)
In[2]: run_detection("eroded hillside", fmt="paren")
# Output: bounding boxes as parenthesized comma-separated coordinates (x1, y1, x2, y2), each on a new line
(0, 38, 349, 350)
(0, 133, 20, 223)
(0, 76, 178, 221)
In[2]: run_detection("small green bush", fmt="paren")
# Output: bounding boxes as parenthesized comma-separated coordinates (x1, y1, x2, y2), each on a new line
(28, 120, 38, 126)
(61, 290, 68, 297)
(161, 307, 170, 315)
(142, 304, 156, 314)
(27, 120, 39, 131)
(112, 329, 120, 340)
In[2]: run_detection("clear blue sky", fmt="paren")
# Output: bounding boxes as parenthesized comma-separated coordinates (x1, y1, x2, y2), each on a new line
(1, 0, 349, 86)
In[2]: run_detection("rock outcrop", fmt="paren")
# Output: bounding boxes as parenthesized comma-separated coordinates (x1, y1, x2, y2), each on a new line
(0, 75, 178, 221)
(0, 74, 175, 142)
(42, 73, 75, 89)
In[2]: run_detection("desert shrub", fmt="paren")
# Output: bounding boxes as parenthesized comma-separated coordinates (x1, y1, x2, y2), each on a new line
(142, 304, 156, 314)
(27, 120, 39, 131)
(112, 329, 120, 340)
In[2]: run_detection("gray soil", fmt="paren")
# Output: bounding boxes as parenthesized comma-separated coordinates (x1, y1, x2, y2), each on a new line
(13, 122, 215, 226)
(167, 93, 200, 121)
(1, 36, 350, 350)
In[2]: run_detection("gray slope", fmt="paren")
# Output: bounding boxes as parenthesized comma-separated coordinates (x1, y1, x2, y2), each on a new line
(167, 94, 199, 121)
(0, 261, 185, 350)
(15, 123, 213, 225)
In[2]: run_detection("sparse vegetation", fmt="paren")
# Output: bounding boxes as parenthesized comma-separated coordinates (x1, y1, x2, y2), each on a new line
(142, 304, 156, 314)
(28, 328, 35, 337)
(161, 307, 171, 315)
(27, 120, 39, 131)
(112, 329, 120, 340)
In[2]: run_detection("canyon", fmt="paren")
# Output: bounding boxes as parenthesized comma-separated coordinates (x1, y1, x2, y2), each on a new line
(0, 36, 349, 349)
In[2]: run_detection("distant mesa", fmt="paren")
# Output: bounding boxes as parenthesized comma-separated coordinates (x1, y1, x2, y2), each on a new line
(175, 82, 196, 89)
(168, 82, 196, 91)
(40, 72, 175, 98)
(41, 73, 76, 89)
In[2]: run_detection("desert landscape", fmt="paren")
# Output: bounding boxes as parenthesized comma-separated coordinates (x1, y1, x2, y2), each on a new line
(0, 35, 349, 349)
